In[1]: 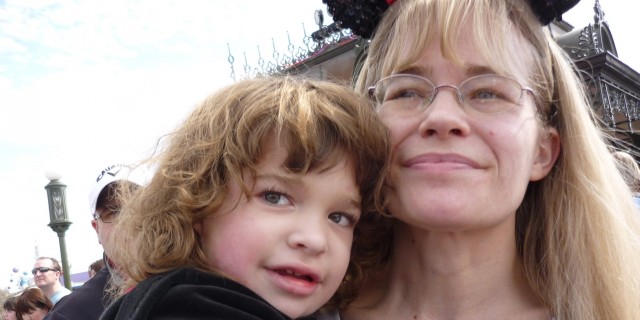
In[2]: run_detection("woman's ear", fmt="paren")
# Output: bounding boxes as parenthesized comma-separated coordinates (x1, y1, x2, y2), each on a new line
(530, 127, 561, 181)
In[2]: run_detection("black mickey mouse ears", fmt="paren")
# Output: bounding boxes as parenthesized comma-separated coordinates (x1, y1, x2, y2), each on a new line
(530, 0, 581, 25)
(321, 0, 391, 39)
(322, 0, 581, 39)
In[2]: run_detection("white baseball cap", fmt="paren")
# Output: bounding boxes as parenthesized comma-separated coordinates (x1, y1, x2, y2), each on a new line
(88, 164, 148, 215)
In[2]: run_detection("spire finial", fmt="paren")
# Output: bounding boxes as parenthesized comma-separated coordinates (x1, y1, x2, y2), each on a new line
(593, 0, 605, 25)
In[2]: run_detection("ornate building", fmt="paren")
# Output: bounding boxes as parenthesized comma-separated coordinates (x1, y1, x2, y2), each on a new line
(230, 0, 640, 149)
(554, 1, 640, 148)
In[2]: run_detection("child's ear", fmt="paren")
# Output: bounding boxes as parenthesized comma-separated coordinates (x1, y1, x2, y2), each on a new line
(194, 221, 203, 236)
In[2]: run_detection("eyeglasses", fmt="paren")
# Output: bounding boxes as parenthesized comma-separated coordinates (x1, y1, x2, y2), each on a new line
(368, 74, 534, 116)
(31, 267, 58, 275)
(94, 206, 120, 223)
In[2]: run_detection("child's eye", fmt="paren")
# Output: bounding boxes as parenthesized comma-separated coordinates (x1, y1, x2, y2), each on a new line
(262, 190, 291, 206)
(328, 212, 358, 227)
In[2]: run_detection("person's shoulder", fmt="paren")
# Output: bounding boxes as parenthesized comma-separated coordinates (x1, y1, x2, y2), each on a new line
(45, 268, 111, 319)
(80, 267, 110, 289)
(65, 268, 109, 297)
(59, 286, 72, 295)
(50, 287, 72, 304)
(101, 267, 291, 320)
(136, 267, 258, 295)
(135, 267, 264, 305)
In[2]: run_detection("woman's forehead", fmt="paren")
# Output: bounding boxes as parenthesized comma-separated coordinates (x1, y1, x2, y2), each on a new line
(389, 13, 535, 83)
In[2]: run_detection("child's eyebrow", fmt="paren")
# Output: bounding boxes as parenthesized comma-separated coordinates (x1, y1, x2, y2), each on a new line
(344, 198, 361, 215)
(254, 172, 301, 187)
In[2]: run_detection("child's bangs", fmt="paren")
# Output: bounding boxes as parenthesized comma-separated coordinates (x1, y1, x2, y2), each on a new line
(276, 114, 354, 175)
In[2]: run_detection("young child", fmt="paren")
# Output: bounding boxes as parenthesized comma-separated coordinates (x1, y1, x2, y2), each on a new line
(3, 295, 18, 320)
(100, 76, 390, 320)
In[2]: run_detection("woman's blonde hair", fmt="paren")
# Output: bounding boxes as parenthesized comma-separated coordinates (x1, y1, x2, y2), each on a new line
(355, 0, 640, 318)
(110, 75, 390, 304)
(613, 150, 640, 193)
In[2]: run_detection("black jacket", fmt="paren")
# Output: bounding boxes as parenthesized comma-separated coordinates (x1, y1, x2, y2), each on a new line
(99, 267, 294, 320)
(44, 266, 111, 320)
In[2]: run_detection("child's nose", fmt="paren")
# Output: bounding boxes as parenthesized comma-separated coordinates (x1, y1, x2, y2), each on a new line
(287, 216, 328, 254)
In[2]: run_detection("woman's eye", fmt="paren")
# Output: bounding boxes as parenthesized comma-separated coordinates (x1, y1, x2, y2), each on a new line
(385, 87, 425, 101)
(468, 88, 501, 101)
(328, 212, 357, 227)
(263, 191, 291, 206)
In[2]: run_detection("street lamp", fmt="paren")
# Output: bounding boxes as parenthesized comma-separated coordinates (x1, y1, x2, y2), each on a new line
(44, 171, 73, 290)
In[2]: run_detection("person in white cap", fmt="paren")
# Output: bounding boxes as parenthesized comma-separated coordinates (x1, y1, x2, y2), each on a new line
(44, 164, 145, 320)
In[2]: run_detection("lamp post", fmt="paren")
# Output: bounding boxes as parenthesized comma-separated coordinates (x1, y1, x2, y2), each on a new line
(44, 171, 73, 290)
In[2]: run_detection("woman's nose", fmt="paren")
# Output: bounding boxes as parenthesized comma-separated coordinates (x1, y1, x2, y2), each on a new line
(417, 88, 471, 138)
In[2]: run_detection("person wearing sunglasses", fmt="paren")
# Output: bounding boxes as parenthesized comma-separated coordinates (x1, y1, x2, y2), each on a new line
(43, 164, 145, 320)
(31, 257, 69, 306)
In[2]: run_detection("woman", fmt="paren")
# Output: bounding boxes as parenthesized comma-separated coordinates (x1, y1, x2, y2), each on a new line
(322, 0, 640, 319)
(15, 288, 52, 320)
(3, 296, 17, 320)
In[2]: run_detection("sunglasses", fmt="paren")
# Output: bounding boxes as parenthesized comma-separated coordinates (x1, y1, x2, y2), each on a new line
(93, 206, 120, 223)
(31, 267, 58, 275)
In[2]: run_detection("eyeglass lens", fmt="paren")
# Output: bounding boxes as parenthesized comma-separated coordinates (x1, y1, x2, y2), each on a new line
(372, 74, 527, 115)
(95, 206, 119, 223)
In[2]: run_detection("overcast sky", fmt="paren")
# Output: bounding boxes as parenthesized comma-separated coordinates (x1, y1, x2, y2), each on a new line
(0, 0, 638, 288)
